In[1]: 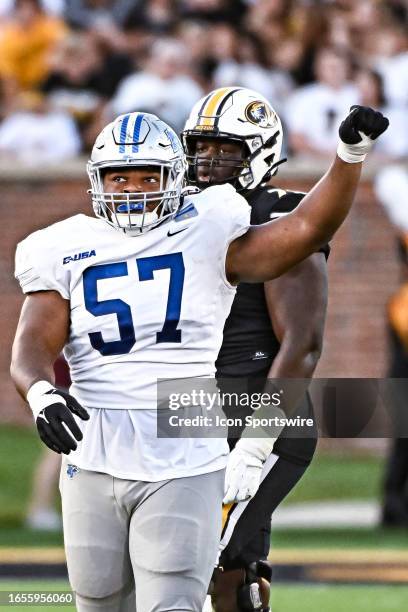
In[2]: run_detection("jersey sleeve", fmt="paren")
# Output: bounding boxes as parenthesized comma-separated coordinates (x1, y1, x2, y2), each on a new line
(15, 231, 70, 298)
(194, 184, 251, 290)
(213, 183, 251, 242)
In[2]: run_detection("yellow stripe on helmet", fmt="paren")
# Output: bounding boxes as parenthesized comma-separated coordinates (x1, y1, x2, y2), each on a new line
(197, 87, 237, 129)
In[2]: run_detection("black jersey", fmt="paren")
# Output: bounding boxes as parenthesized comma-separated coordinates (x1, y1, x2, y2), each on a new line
(216, 185, 329, 464)
(217, 186, 329, 370)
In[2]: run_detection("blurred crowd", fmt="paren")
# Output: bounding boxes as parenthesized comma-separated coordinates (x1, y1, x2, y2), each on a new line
(0, 0, 407, 164)
(1, 0, 407, 531)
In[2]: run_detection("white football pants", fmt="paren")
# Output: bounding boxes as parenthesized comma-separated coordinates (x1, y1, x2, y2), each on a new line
(59, 457, 224, 612)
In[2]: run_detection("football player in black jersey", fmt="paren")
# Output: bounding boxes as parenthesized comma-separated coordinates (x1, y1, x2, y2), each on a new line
(182, 87, 329, 612)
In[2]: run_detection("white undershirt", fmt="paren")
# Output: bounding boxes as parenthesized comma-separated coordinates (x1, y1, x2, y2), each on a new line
(68, 407, 228, 481)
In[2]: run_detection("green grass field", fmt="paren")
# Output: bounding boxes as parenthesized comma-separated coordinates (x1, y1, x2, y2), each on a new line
(0, 581, 407, 612)
(271, 584, 408, 612)
(0, 424, 396, 550)
(1, 425, 407, 612)
(280, 447, 383, 505)
(1, 424, 406, 552)
(273, 526, 408, 549)
(0, 425, 385, 525)
(0, 581, 74, 611)
(3, 524, 408, 552)
(2, 524, 408, 552)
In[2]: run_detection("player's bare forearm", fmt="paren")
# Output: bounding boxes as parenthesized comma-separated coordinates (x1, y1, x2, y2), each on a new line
(266, 254, 327, 379)
(11, 338, 55, 400)
(10, 292, 69, 400)
(226, 106, 389, 284)
(268, 343, 321, 379)
(227, 157, 360, 283)
(263, 253, 327, 413)
(263, 344, 321, 420)
(293, 155, 361, 246)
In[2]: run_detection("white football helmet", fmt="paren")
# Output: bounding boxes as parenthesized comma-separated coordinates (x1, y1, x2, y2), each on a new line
(182, 87, 284, 191)
(87, 112, 187, 236)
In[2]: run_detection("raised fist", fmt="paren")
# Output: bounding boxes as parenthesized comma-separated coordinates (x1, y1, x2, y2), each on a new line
(337, 105, 389, 163)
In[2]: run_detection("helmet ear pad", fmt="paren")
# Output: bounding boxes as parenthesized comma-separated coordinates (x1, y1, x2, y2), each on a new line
(237, 131, 283, 190)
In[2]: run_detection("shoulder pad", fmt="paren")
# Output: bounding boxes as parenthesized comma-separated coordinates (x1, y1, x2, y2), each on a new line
(248, 187, 305, 224)
(266, 188, 305, 215)
(174, 201, 199, 222)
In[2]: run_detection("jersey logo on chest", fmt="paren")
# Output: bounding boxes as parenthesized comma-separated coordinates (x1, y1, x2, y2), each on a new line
(167, 227, 189, 237)
(63, 250, 96, 265)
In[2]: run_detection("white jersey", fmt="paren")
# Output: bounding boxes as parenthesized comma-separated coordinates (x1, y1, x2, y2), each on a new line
(15, 184, 250, 480)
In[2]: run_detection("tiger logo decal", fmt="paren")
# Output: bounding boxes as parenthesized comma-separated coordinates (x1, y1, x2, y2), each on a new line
(245, 101, 278, 128)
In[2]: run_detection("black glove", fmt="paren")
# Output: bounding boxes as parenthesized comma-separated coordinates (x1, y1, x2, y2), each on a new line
(36, 389, 89, 455)
(339, 105, 389, 144)
(337, 106, 389, 163)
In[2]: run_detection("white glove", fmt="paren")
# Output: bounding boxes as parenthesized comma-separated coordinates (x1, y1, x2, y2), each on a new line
(223, 437, 277, 504)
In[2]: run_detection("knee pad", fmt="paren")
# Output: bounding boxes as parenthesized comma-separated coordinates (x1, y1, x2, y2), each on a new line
(75, 586, 135, 612)
(236, 561, 272, 612)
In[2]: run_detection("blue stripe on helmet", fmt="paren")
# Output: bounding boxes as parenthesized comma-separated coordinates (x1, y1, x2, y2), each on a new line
(119, 114, 131, 153)
(132, 114, 144, 153)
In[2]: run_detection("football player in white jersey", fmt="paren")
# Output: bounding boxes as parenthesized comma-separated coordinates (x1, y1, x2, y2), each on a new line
(11, 109, 387, 612)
